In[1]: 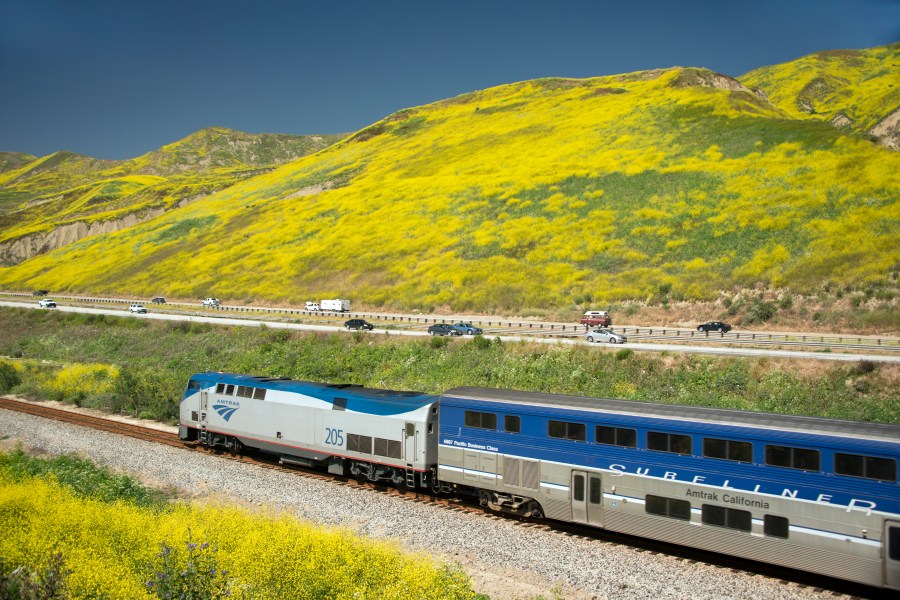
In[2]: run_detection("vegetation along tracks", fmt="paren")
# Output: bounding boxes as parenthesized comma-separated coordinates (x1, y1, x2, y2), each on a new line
(0, 396, 881, 599)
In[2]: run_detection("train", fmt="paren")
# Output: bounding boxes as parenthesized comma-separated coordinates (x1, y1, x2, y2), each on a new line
(179, 372, 900, 590)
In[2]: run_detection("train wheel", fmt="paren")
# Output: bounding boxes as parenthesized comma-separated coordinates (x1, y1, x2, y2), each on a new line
(478, 491, 490, 507)
(528, 501, 544, 519)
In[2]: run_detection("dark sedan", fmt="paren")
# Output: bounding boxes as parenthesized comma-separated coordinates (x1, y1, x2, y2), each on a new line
(428, 323, 461, 336)
(344, 319, 374, 331)
(697, 321, 732, 333)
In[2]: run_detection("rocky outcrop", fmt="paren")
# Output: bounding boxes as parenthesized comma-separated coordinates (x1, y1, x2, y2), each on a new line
(870, 107, 900, 150)
(0, 208, 165, 265)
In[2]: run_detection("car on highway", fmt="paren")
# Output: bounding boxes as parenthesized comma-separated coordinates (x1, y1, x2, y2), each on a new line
(697, 321, 731, 333)
(151, 297, 166, 304)
(584, 327, 627, 344)
(428, 323, 462, 336)
(344, 319, 374, 331)
(32, 290, 49, 296)
(202, 298, 220, 307)
(451, 322, 483, 335)
(38, 298, 56, 308)
(129, 303, 148, 314)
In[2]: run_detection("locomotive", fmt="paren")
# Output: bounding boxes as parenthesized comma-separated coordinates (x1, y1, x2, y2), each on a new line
(180, 372, 900, 590)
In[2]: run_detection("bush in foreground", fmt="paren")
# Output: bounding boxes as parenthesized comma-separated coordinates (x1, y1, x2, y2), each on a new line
(0, 451, 481, 599)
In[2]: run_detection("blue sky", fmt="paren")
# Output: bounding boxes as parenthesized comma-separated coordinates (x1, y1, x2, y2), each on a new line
(1, 0, 898, 160)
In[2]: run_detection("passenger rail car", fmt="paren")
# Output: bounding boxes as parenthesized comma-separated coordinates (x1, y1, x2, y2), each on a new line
(180, 372, 440, 489)
(438, 387, 900, 590)
(178, 374, 900, 589)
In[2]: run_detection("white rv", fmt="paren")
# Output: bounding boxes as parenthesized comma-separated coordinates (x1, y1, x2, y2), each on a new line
(320, 299, 350, 312)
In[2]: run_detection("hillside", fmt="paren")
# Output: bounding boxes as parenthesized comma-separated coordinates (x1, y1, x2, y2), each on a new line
(0, 128, 345, 263)
(0, 45, 897, 313)
(0, 152, 37, 173)
(740, 43, 900, 148)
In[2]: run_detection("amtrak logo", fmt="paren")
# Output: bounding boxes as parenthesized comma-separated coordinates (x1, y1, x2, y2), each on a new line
(212, 403, 239, 422)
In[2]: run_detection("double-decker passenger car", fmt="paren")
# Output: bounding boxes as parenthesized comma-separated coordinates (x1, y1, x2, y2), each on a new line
(180, 372, 440, 489)
(437, 386, 900, 590)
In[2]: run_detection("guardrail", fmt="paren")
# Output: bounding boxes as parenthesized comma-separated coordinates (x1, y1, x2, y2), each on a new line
(2, 292, 897, 350)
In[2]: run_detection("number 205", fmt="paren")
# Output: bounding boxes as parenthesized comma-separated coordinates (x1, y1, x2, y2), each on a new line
(324, 428, 344, 446)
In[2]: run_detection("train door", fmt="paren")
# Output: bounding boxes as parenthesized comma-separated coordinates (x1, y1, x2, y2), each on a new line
(198, 389, 209, 444)
(404, 422, 416, 462)
(571, 470, 603, 526)
(571, 470, 587, 523)
(885, 520, 900, 590)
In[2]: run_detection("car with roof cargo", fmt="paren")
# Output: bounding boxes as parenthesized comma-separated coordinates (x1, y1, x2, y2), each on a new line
(202, 298, 220, 307)
(38, 298, 56, 308)
(130, 303, 147, 314)
(579, 311, 611, 327)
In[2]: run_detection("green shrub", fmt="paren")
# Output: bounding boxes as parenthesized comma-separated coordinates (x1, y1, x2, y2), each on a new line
(429, 335, 450, 349)
(743, 300, 776, 325)
(615, 348, 633, 360)
(0, 361, 20, 393)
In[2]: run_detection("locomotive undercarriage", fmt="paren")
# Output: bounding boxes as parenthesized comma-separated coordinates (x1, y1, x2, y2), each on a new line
(478, 489, 544, 518)
(350, 460, 422, 490)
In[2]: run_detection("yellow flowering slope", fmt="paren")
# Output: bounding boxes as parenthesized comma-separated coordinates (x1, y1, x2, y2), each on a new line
(0, 45, 897, 310)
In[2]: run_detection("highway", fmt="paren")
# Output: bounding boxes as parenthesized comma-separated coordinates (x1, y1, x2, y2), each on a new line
(2, 298, 897, 364)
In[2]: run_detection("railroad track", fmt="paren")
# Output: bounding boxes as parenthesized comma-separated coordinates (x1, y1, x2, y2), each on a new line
(0, 397, 884, 599)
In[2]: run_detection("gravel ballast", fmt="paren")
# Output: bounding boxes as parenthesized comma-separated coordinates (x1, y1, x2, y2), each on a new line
(0, 406, 846, 600)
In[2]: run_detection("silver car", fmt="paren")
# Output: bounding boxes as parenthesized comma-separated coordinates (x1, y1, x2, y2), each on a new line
(584, 328, 627, 344)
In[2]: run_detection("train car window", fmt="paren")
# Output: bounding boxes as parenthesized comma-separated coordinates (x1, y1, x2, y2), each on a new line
(589, 477, 601, 504)
(224, 384, 235, 396)
(764, 515, 789, 538)
(573, 474, 584, 502)
(188, 380, 202, 391)
(702, 505, 751, 532)
(236, 386, 253, 398)
(647, 431, 692, 455)
(465, 411, 497, 430)
(645, 495, 691, 521)
(703, 438, 752, 462)
(891, 526, 900, 561)
(596, 426, 636, 448)
(333, 397, 347, 411)
(765, 445, 820, 471)
(216, 383, 225, 394)
(548, 420, 586, 442)
(834, 452, 897, 482)
(253, 388, 266, 400)
(504, 415, 521, 433)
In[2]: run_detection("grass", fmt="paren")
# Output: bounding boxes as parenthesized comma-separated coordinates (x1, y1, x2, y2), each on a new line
(0, 307, 896, 425)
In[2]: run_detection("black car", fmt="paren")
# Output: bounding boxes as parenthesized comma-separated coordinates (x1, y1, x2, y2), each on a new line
(151, 297, 166, 304)
(428, 323, 461, 336)
(697, 321, 732, 333)
(344, 319, 374, 331)
(32, 290, 49, 296)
